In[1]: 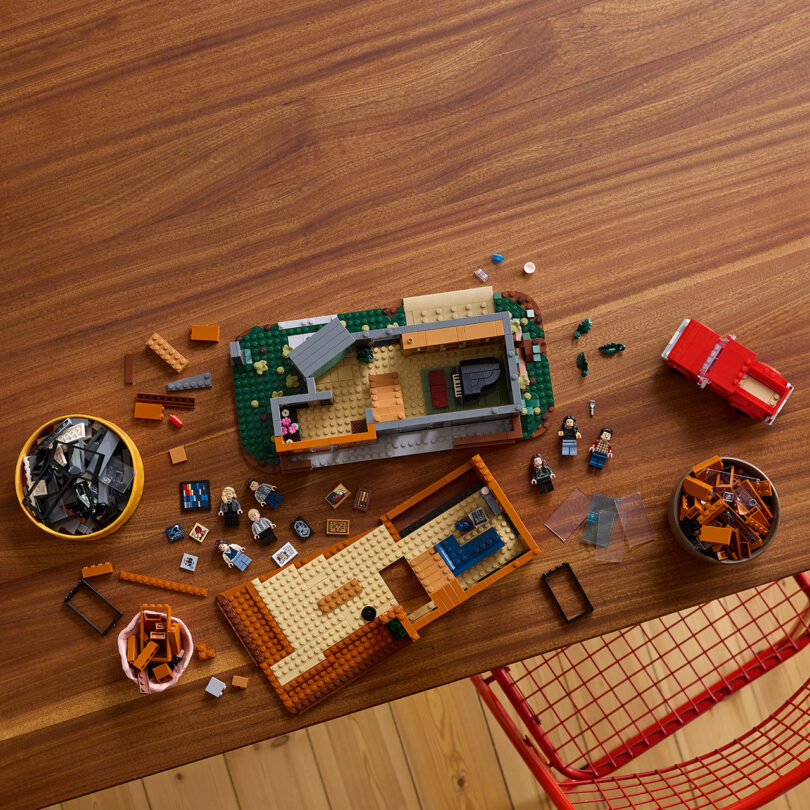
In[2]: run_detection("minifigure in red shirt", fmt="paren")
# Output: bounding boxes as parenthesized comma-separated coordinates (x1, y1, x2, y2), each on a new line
(589, 428, 613, 469)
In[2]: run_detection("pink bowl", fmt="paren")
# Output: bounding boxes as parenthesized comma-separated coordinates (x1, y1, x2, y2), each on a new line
(117, 610, 193, 693)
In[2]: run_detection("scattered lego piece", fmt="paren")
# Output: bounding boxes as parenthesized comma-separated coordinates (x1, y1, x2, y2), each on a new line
(124, 354, 135, 385)
(468, 506, 487, 527)
(691, 455, 724, 477)
(169, 445, 187, 465)
(544, 487, 591, 541)
(119, 570, 208, 597)
(599, 342, 626, 355)
(594, 508, 625, 564)
(700, 525, 734, 545)
(246, 478, 282, 510)
(573, 318, 592, 339)
(215, 539, 251, 571)
(205, 677, 227, 697)
(180, 480, 211, 511)
(582, 492, 618, 545)
(197, 643, 216, 660)
(189, 522, 209, 543)
(167, 372, 213, 391)
(146, 332, 188, 373)
(231, 675, 249, 689)
(683, 475, 713, 500)
(326, 518, 351, 536)
(588, 428, 613, 469)
(290, 516, 314, 541)
(249, 509, 277, 546)
(353, 488, 371, 511)
(135, 392, 195, 410)
(217, 486, 243, 527)
(189, 324, 220, 342)
(133, 401, 164, 420)
(133, 640, 159, 671)
(169, 414, 183, 428)
(558, 415, 581, 456)
(325, 483, 350, 509)
(589, 399, 595, 417)
(616, 493, 654, 547)
(81, 562, 114, 578)
(474, 267, 490, 283)
(272, 542, 298, 567)
(491, 253, 504, 264)
(523, 262, 535, 274)
(126, 635, 137, 663)
(576, 352, 588, 377)
(541, 563, 594, 623)
(662, 318, 793, 424)
(318, 579, 363, 613)
(64, 579, 122, 635)
(180, 553, 198, 572)
(361, 606, 377, 621)
(165, 523, 185, 542)
(152, 663, 174, 684)
(529, 453, 555, 493)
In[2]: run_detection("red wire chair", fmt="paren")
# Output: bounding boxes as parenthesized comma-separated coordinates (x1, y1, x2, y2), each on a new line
(473, 572, 810, 809)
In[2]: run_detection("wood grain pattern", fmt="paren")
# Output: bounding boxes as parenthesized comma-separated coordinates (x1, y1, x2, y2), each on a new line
(2, 0, 810, 806)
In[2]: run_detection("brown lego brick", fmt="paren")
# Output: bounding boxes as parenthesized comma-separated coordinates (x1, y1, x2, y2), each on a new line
(231, 675, 249, 689)
(189, 324, 220, 342)
(168, 446, 187, 465)
(690, 455, 724, 478)
(699, 525, 734, 545)
(132, 641, 159, 671)
(145, 332, 188, 372)
(317, 579, 363, 613)
(124, 353, 135, 385)
(133, 401, 164, 420)
(325, 518, 351, 536)
(119, 570, 208, 597)
(126, 635, 137, 663)
(135, 392, 195, 410)
(152, 663, 173, 683)
(81, 562, 113, 579)
(682, 476, 714, 500)
(353, 488, 371, 511)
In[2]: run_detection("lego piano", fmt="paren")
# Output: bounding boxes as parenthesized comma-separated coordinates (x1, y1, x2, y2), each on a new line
(217, 455, 539, 713)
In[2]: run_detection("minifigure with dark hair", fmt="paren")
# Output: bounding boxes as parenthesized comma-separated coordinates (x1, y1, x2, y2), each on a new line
(589, 428, 614, 469)
(245, 478, 282, 510)
(558, 415, 581, 456)
(529, 453, 556, 493)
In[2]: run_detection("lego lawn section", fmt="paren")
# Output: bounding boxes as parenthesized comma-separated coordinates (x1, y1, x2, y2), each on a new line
(231, 288, 554, 468)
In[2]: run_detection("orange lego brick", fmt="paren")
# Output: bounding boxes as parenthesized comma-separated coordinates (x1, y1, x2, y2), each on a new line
(231, 675, 249, 689)
(700, 525, 734, 545)
(690, 455, 724, 478)
(133, 401, 164, 420)
(126, 635, 137, 663)
(81, 562, 113, 579)
(152, 663, 173, 683)
(682, 476, 714, 500)
(132, 640, 159, 671)
(168, 445, 187, 465)
(189, 324, 220, 342)
(145, 332, 188, 372)
(119, 570, 208, 597)
(317, 579, 363, 613)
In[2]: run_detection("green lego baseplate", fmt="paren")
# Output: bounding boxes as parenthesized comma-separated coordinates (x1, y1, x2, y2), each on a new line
(231, 291, 553, 466)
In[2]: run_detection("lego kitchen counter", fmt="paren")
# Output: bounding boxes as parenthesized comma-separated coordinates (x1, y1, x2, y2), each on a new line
(2, 0, 810, 806)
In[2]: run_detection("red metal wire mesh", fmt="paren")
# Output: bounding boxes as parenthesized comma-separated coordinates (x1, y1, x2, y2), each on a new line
(498, 575, 810, 783)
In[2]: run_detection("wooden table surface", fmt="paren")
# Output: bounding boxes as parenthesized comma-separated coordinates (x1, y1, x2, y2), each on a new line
(2, 0, 809, 807)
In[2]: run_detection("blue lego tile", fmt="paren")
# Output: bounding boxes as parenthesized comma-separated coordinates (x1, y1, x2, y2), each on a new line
(435, 526, 504, 575)
(166, 523, 184, 542)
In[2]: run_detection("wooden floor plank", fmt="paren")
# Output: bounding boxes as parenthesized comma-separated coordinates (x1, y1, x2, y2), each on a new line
(142, 755, 240, 810)
(391, 679, 513, 810)
(308, 703, 421, 810)
(61, 781, 149, 810)
(224, 729, 330, 810)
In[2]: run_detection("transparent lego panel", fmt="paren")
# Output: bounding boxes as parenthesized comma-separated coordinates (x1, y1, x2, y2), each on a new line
(544, 487, 591, 542)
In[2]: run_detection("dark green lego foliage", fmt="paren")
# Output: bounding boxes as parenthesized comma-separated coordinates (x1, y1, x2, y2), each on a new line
(576, 351, 589, 377)
(573, 317, 592, 339)
(599, 342, 626, 355)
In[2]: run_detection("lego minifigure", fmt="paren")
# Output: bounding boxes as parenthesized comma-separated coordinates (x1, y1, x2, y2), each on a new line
(214, 539, 252, 571)
(245, 478, 282, 510)
(589, 428, 614, 469)
(217, 486, 243, 527)
(558, 415, 581, 456)
(529, 453, 556, 493)
(248, 508, 277, 546)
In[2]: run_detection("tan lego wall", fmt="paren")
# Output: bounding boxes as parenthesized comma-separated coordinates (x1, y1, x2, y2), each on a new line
(402, 287, 495, 324)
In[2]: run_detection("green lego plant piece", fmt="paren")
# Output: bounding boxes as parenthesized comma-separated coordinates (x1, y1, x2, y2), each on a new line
(576, 352, 589, 377)
(599, 342, 626, 355)
(573, 317, 592, 339)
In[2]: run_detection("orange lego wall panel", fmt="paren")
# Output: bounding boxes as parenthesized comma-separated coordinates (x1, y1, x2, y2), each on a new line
(189, 324, 220, 342)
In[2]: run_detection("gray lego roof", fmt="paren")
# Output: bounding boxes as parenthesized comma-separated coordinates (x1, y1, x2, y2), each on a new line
(288, 318, 355, 379)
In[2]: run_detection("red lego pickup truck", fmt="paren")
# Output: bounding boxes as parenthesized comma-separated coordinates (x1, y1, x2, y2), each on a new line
(661, 318, 793, 425)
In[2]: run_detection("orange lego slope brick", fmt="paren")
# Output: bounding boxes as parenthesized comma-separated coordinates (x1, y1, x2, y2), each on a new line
(217, 454, 539, 714)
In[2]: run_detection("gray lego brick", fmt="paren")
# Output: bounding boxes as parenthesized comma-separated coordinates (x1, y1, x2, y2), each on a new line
(480, 487, 503, 516)
(167, 372, 212, 391)
(229, 341, 244, 365)
(288, 318, 355, 379)
(277, 314, 337, 330)
(352, 313, 506, 343)
(365, 407, 376, 425)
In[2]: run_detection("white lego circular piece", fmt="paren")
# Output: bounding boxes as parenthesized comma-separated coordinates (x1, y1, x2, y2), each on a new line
(523, 262, 536, 274)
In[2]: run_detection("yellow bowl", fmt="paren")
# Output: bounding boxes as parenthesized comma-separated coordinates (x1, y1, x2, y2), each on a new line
(15, 414, 144, 540)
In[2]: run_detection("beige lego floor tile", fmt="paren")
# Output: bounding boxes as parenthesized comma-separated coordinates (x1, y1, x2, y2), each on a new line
(402, 287, 495, 324)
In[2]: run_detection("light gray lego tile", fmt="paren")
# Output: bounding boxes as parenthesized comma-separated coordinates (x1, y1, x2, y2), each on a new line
(287, 332, 314, 349)
(373, 421, 401, 435)
(365, 407, 376, 424)
(167, 372, 212, 391)
(277, 314, 337, 330)
(449, 416, 514, 438)
(306, 377, 317, 395)
(352, 313, 506, 342)
(270, 401, 283, 434)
